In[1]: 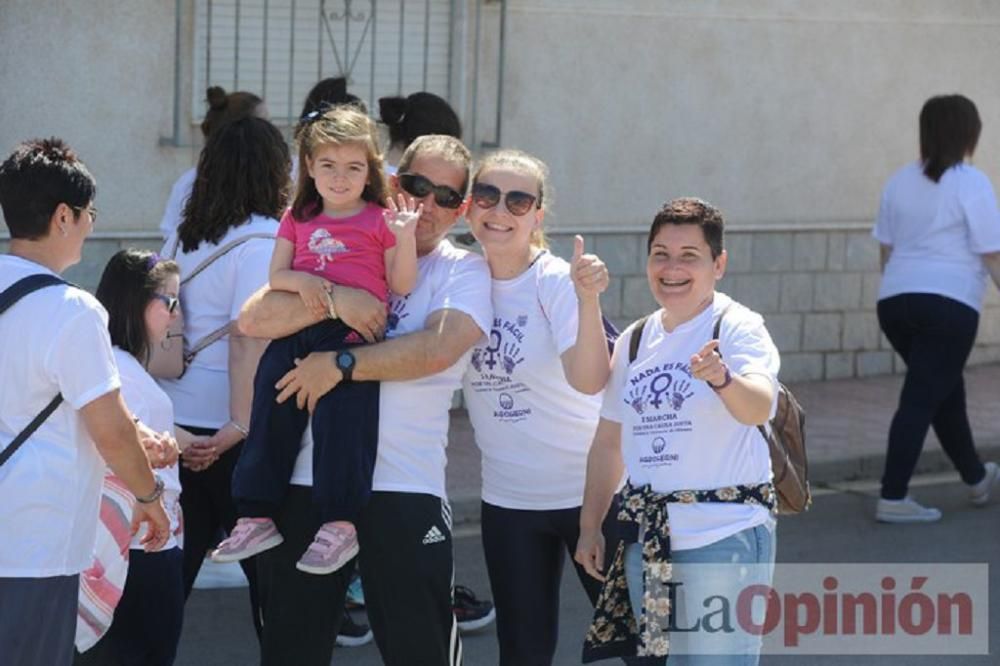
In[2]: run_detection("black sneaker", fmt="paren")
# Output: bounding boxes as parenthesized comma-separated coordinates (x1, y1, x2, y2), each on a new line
(452, 584, 496, 633)
(335, 611, 373, 647)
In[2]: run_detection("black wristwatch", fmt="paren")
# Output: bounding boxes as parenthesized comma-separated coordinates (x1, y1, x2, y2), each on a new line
(335, 349, 356, 382)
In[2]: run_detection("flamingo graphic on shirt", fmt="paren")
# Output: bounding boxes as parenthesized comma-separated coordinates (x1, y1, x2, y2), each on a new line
(307, 228, 348, 272)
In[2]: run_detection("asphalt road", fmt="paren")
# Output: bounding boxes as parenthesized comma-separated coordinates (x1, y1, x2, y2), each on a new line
(176, 473, 999, 665)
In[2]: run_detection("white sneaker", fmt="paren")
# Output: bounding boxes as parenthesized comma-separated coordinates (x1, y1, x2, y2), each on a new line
(876, 496, 942, 523)
(970, 462, 998, 506)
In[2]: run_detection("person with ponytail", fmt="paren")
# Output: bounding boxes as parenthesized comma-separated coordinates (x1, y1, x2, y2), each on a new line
(379, 91, 461, 173)
(872, 94, 1000, 523)
(159, 86, 267, 239)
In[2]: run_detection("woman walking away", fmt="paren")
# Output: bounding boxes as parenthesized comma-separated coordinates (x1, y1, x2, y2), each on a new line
(873, 94, 1000, 523)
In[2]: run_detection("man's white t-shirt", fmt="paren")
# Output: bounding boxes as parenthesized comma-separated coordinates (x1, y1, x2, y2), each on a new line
(114, 348, 182, 550)
(291, 239, 492, 499)
(463, 252, 602, 510)
(0, 256, 120, 577)
(158, 215, 278, 428)
(159, 167, 196, 240)
(602, 293, 779, 551)
(873, 161, 1000, 311)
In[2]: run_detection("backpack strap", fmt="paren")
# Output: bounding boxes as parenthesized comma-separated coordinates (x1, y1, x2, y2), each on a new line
(627, 315, 650, 364)
(711, 301, 772, 443)
(175, 232, 276, 365)
(180, 232, 276, 285)
(0, 274, 70, 467)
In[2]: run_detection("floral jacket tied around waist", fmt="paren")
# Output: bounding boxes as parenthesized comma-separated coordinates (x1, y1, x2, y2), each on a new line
(582, 481, 776, 662)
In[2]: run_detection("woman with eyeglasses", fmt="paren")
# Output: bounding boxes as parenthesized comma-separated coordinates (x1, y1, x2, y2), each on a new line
(460, 149, 622, 665)
(157, 116, 291, 639)
(76, 249, 205, 666)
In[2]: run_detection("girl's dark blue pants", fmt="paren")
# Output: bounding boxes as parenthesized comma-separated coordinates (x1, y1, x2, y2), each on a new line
(233, 319, 379, 524)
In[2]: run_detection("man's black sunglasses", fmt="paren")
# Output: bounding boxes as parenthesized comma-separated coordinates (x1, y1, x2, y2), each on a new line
(398, 173, 464, 209)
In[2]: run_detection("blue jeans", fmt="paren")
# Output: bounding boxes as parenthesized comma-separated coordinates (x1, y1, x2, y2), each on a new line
(624, 522, 776, 665)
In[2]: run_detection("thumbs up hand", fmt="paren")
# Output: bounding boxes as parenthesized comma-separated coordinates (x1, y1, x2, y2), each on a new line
(570, 235, 609, 298)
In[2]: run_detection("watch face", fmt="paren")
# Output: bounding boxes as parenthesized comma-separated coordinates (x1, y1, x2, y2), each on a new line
(337, 350, 355, 370)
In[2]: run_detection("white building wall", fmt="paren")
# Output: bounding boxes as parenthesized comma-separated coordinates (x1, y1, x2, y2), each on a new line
(0, 0, 196, 237)
(483, 0, 1000, 230)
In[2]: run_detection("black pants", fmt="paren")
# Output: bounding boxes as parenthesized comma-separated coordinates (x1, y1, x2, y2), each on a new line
(233, 319, 379, 523)
(481, 501, 659, 666)
(256, 486, 354, 666)
(877, 293, 987, 499)
(256, 487, 458, 666)
(177, 425, 261, 639)
(358, 492, 460, 666)
(75, 547, 185, 666)
(0, 575, 78, 666)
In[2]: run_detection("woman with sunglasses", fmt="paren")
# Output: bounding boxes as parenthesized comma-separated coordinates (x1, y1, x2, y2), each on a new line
(461, 149, 619, 665)
(76, 250, 206, 666)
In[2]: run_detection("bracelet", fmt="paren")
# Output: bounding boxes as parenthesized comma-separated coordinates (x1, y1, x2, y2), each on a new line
(229, 421, 249, 437)
(136, 475, 165, 504)
(707, 365, 733, 392)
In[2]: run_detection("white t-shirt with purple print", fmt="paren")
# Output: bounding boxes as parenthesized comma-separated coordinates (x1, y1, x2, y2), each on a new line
(602, 292, 779, 550)
(463, 252, 603, 511)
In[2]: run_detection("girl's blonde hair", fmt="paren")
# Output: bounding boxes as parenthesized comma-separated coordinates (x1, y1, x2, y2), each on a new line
(473, 149, 551, 249)
(292, 105, 387, 220)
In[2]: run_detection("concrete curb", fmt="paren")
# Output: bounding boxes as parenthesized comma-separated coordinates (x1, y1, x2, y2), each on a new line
(448, 442, 1000, 527)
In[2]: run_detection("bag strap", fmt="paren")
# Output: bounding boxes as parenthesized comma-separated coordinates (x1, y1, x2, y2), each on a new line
(711, 301, 772, 443)
(172, 232, 275, 365)
(184, 322, 232, 364)
(627, 315, 650, 364)
(0, 274, 70, 467)
(180, 232, 275, 285)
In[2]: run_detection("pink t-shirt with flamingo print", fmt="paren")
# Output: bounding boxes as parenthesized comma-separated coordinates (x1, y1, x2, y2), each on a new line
(277, 203, 396, 304)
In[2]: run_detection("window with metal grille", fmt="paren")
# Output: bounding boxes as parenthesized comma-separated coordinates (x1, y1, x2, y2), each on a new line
(193, 0, 456, 125)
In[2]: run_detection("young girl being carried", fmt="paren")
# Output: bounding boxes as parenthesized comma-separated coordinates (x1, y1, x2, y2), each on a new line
(213, 105, 420, 575)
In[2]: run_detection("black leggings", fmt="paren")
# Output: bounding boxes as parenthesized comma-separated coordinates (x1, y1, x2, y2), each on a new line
(481, 501, 660, 666)
(177, 425, 261, 639)
(877, 293, 987, 499)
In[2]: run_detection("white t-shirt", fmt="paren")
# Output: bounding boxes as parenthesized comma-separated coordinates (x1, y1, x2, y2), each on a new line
(291, 239, 492, 499)
(159, 167, 196, 240)
(0, 256, 120, 576)
(158, 215, 278, 428)
(463, 252, 602, 510)
(873, 161, 1000, 311)
(114, 348, 182, 550)
(601, 293, 779, 551)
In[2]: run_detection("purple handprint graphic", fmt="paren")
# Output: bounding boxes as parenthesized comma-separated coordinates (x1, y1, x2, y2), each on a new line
(471, 348, 483, 372)
(386, 297, 409, 334)
(501, 342, 524, 374)
(670, 379, 694, 410)
(626, 385, 649, 415)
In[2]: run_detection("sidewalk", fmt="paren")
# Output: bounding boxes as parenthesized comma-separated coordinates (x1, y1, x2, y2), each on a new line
(443, 363, 1000, 524)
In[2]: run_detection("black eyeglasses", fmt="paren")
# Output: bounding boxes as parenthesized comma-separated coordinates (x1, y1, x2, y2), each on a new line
(152, 294, 179, 314)
(71, 205, 98, 225)
(398, 173, 465, 209)
(470, 183, 539, 217)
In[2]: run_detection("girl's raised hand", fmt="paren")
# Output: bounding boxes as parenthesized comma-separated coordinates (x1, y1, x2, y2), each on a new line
(384, 193, 423, 238)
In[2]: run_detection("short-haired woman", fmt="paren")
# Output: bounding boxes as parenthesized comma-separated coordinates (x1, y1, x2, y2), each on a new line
(577, 198, 780, 664)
